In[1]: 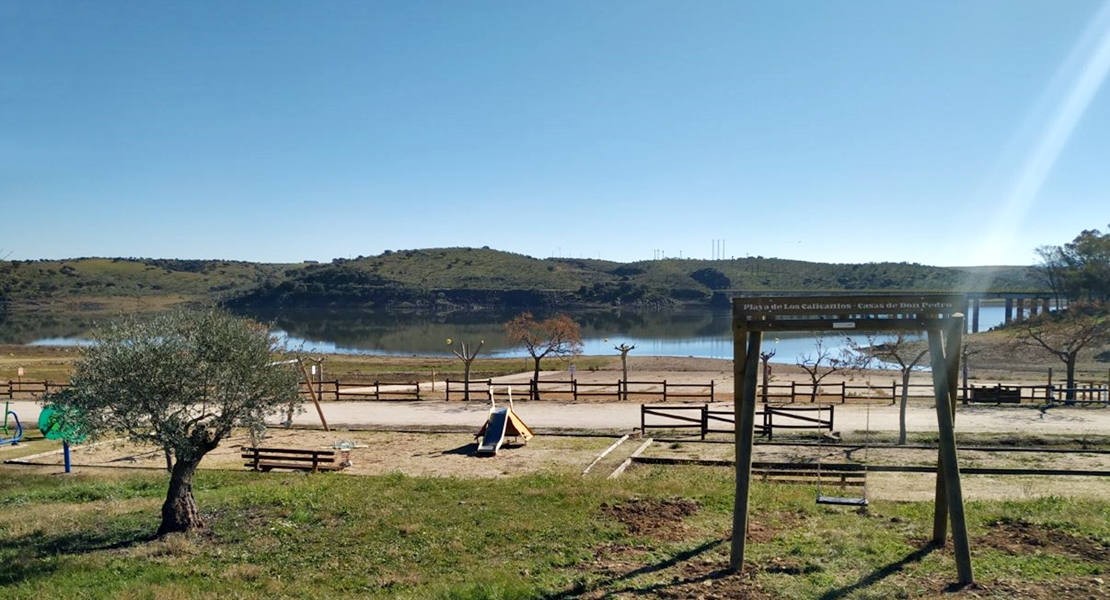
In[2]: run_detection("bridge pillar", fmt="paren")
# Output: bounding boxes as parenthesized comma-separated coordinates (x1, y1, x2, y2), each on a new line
(971, 299, 980, 333)
(1030, 301, 1040, 317)
(1043, 298, 1052, 313)
(1015, 298, 1025, 323)
(1004, 298, 1014, 324)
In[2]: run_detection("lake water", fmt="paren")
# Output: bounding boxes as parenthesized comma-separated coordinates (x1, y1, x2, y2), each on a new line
(262, 304, 1012, 363)
(20, 305, 1011, 364)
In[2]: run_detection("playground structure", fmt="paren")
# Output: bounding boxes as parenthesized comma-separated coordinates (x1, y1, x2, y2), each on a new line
(475, 387, 534, 456)
(1, 401, 23, 446)
(729, 294, 974, 585)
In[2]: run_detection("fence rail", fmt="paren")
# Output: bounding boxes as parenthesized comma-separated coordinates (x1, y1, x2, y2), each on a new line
(641, 403, 833, 440)
(760, 380, 1109, 406)
(0, 380, 69, 400)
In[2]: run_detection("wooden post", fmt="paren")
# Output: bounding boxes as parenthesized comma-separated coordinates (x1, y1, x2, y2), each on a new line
(927, 326, 974, 585)
(729, 329, 762, 573)
(971, 298, 980, 333)
(701, 405, 708, 440)
(297, 360, 329, 432)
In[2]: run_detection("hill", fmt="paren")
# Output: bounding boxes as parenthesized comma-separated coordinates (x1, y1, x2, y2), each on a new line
(223, 247, 1042, 312)
(1, 249, 1042, 315)
(0, 257, 289, 310)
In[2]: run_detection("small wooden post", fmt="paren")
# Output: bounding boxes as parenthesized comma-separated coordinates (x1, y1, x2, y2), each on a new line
(296, 360, 329, 432)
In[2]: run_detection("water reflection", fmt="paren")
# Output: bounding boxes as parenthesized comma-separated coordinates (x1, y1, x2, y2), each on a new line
(13, 305, 1009, 363)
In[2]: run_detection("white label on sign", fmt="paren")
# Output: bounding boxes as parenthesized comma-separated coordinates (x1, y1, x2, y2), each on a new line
(832, 322, 856, 329)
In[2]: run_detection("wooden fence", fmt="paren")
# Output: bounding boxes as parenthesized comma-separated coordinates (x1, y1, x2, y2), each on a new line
(444, 379, 493, 402)
(529, 379, 715, 402)
(0, 380, 69, 400)
(761, 381, 933, 404)
(641, 403, 834, 440)
(761, 380, 1109, 406)
(965, 383, 1108, 405)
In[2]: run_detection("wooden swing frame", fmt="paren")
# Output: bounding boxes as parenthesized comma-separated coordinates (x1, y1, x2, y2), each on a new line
(728, 294, 974, 585)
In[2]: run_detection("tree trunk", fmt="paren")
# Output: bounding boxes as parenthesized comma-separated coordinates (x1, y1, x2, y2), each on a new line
(157, 457, 204, 536)
(463, 360, 472, 402)
(1065, 355, 1077, 405)
(532, 357, 542, 401)
(621, 355, 629, 401)
(899, 369, 912, 445)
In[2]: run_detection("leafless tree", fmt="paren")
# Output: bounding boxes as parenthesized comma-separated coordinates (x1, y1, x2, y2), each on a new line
(449, 339, 485, 401)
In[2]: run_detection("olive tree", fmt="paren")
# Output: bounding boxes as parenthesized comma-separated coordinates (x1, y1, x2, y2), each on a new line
(46, 309, 302, 536)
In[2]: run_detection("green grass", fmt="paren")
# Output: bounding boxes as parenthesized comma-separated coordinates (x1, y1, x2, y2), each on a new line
(1, 463, 1107, 599)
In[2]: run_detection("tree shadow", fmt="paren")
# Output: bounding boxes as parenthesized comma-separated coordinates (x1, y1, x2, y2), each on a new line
(816, 543, 940, 600)
(540, 537, 727, 600)
(0, 524, 156, 586)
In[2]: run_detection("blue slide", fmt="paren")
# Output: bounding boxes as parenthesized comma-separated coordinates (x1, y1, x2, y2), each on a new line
(476, 407, 509, 456)
(1, 410, 23, 446)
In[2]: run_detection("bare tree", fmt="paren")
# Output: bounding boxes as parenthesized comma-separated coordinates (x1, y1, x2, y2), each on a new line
(759, 347, 777, 403)
(44, 309, 302, 535)
(448, 338, 485, 401)
(615, 343, 636, 400)
(853, 333, 927, 444)
(504, 313, 583, 400)
(796, 335, 862, 403)
(1013, 302, 1110, 403)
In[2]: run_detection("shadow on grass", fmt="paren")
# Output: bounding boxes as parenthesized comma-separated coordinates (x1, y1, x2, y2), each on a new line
(816, 543, 939, 600)
(541, 537, 727, 600)
(0, 524, 156, 587)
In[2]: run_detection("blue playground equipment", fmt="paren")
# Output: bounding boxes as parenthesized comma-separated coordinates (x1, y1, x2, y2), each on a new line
(1, 401, 23, 446)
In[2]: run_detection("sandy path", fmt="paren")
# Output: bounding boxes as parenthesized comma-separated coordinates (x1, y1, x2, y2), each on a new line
(8, 397, 1108, 437)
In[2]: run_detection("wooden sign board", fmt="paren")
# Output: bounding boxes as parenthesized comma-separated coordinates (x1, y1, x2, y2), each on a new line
(733, 294, 967, 332)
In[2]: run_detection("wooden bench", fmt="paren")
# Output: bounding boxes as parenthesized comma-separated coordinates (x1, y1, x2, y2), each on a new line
(241, 447, 346, 473)
(969, 385, 1022, 404)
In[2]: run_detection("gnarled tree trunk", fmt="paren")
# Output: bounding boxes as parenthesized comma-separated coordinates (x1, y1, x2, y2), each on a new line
(532, 356, 542, 401)
(157, 456, 204, 536)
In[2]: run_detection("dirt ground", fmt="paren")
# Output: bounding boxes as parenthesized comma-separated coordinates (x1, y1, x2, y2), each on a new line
(644, 438, 1110, 502)
(5, 430, 619, 479)
(5, 351, 1110, 504)
(7, 422, 1110, 503)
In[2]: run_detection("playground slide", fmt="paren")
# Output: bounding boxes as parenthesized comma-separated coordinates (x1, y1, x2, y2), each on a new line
(476, 407, 509, 456)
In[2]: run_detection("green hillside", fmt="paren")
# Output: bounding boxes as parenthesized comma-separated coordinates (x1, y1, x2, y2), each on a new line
(0, 257, 290, 305)
(224, 248, 1042, 311)
(0, 249, 1042, 315)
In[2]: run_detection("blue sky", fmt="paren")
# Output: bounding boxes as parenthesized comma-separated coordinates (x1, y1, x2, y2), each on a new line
(3, 1, 1109, 266)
